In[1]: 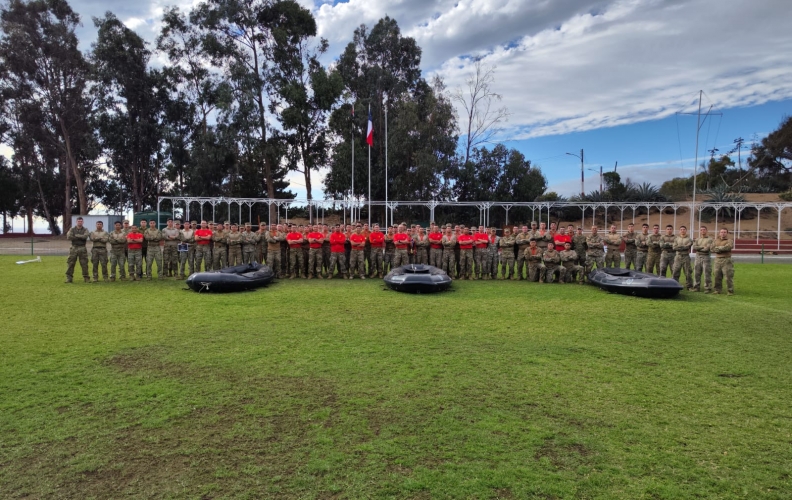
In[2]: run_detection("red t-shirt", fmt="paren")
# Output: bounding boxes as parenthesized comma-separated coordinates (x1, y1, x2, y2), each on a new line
(307, 232, 323, 248)
(350, 233, 366, 249)
(474, 232, 488, 248)
(127, 232, 143, 250)
(195, 228, 212, 245)
(369, 231, 385, 248)
(286, 232, 303, 248)
(458, 234, 475, 250)
(554, 234, 572, 248)
(428, 231, 443, 249)
(329, 232, 346, 253)
(393, 233, 411, 249)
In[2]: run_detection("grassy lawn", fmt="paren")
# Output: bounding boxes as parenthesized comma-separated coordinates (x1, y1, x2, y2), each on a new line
(1, 256, 791, 499)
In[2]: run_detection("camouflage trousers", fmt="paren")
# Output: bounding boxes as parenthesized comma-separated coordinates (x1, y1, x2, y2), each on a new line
(265, 249, 280, 277)
(635, 251, 647, 272)
(308, 248, 324, 278)
(323, 246, 331, 273)
(430, 248, 443, 268)
(527, 262, 542, 282)
(393, 249, 409, 268)
(483, 250, 498, 278)
(110, 247, 127, 279)
(146, 245, 164, 279)
(474, 248, 486, 277)
(194, 245, 212, 272)
(384, 251, 395, 273)
(289, 248, 305, 277)
(91, 248, 109, 280)
(179, 246, 195, 278)
(369, 248, 384, 277)
(228, 246, 243, 266)
(672, 253, 693, 289)
(585, 253, 605, 274)
(328, 252, 347, 278)
(65, 245, 89, 280)
(128, 249, 143, 279)
(645, 251, 661, 275)
(563, 263, 584, 283)
(714, 257, 734, 293)
(349, 249, 365, 277)
(624, 249, 637, 270)
(442, 250, 456, 278)
(693, 254, 712, 292)
(459, 249, 474, 278)
(515, 250, 528, 279)
(243, 247, 256, 265)
(544, 264, 565, 283)
(500, 253, 515, 279)
(415, 248, 428, 265)
(214, 246, 228, 269)
(659, 251, 674, 277)
(605, 248, 621, 268)
(164, 244, 179, 276)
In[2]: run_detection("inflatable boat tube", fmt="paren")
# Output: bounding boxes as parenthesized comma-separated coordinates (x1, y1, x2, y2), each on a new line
(588, 267, 683, 298)
(186, 262, 275, 293)
(384, 264, 452, 293)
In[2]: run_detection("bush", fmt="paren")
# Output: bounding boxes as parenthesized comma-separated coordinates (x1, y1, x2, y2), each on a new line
(779, 191, 792, 201)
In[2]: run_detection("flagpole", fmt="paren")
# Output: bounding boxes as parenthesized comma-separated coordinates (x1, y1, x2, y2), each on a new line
(351, 103, 355, 224)
(385, 94, 388, 226)
(368, 104, 371, 226)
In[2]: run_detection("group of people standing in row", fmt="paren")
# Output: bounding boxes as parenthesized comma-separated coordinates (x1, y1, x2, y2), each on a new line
(64, 217, 735, 295)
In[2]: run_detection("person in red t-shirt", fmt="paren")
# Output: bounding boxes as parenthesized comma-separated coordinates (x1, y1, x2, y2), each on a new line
(553, 227, 572, 250)
(306, 225, 325, 278)
(286, 225, 304, 278)
(368, 224, 385, 278)
(457, 226, 475, 279)
(348, 226, 367, 279)
(194, 220, 213, 272)
(126, 226, 144, 281)
(392, 224, 411, 268)
(328, 225, 348, 278)
(473, 225, 488, 279)
(428, 225, 444, 268)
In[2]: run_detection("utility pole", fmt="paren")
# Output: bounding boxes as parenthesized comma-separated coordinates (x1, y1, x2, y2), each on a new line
(599, 166, 603, 193)
(566, 149, 584, 197)
(692, 90, 702, 230)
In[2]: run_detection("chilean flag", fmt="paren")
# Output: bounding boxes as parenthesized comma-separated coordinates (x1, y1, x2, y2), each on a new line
(366, 108, 373, 147)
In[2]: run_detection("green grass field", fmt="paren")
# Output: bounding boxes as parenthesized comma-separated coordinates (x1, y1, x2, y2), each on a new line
(1, 256, 791, 499)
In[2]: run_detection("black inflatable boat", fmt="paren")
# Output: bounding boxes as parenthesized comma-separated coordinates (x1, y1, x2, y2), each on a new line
(186, 262, 275, 293)
(588, 267, 683, 298)
(384, 264, 452, 293)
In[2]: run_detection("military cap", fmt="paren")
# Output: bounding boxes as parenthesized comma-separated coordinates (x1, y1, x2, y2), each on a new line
(191, 220, 197, 224)
(123, 219, 130, 223)
(225, 220, 230, 224)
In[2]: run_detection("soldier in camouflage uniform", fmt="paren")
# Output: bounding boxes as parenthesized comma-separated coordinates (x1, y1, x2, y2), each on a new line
(560, 241, 584, 284)
(194, 221, 213, 272)
(138, 219, 149, 278)
(227, 224, 243, 266)
(671, 225, 693, 290)
(572, 227, 587, 267)
(144, 220, 164, 280)
(348, 225, 366, 279)
(287, 226, 305, 278)
(634, 224, 650, 272)
(483, 227, 499, 280)
(210, 223, 226, 268)
(256, 224, 266, 264)
(441, 226, 458, 279)
(604, 225, 622, 268)
(712, 228, 734, 295)
(659, 224, 676, 277)
(623, 223, 637, 269)
(242, 223, 258, 264)
(413, 227, 430, 265)
(514, 225, 531, 280)
(498, 227, 516, 279)
(692, 226, 714, 293)
(162, 219, 181, 277)
(383, 226, 396, 274)
(645, 224, 662, 274)
(126, 225, 144, 281)
(542, 243, 565, 283)
(179, 221, 196, 278)
(585, 225, 605, 274)
(89, 221, 110, 282)
(525, 240, 544, 282)
(108, 221, 128, 281)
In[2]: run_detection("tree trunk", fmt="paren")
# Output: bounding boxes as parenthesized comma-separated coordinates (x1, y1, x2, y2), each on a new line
(62, 157, 73, 234)
(60, 121, 88, 214)
(26, 208, 34, 235)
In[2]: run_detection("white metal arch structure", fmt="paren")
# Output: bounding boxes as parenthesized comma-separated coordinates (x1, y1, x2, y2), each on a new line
(158, 197, 792, 250)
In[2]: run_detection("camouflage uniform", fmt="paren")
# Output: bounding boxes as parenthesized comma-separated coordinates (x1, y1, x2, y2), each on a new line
(65, 225, 90, 282)
(194, 236, 212, 272)
(242, 230, 258, 264)
(713, 236, 734, 294)
(645, 234, 663, 274)
(498, 234, 516, 279)
(289, 245, 305, 278)
(256, 229, 266, 264)
(349, 248, 365, 278)
(692, 235, 714, 292)
(441, 234, 457, 278)
(384, 233, 395, 274)
(144, 227, 164, 279)
(672, 234, 693, 290)
(634, 232, 649, 272)
(659, 234, 676, 277)
(89, 228, 110, 282)
(322, 232, 331, 275)
(623, 231, 637, 269)
(484, 234, 499, 279)
(414, 235, 430, 265)
(227, 231, 243, 266)
(514, 232, 531, 279)
(584, 234, 605, 274)
(542, 247, 565, 283)
(127, 232, 144, 280)
(525, 246, 543, 282)
(108, 228, 128, 280)
(162, 227, 181, 277)
(308, 239, 325, 278)
(572, 233, 587, 266)
(560, 249, 584, 283)
(604, 232, 622, 268)
(265, 231, 283, 275)
(212, 229, 229, 268)
(179, 227, 195, 278)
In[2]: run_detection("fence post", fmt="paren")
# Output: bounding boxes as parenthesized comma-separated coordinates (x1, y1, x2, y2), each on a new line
(31, 238, 34, 256)
(761, 243, 764, 264)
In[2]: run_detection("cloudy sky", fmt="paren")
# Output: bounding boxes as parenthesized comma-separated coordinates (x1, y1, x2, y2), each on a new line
(8, 0, 792, 214)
